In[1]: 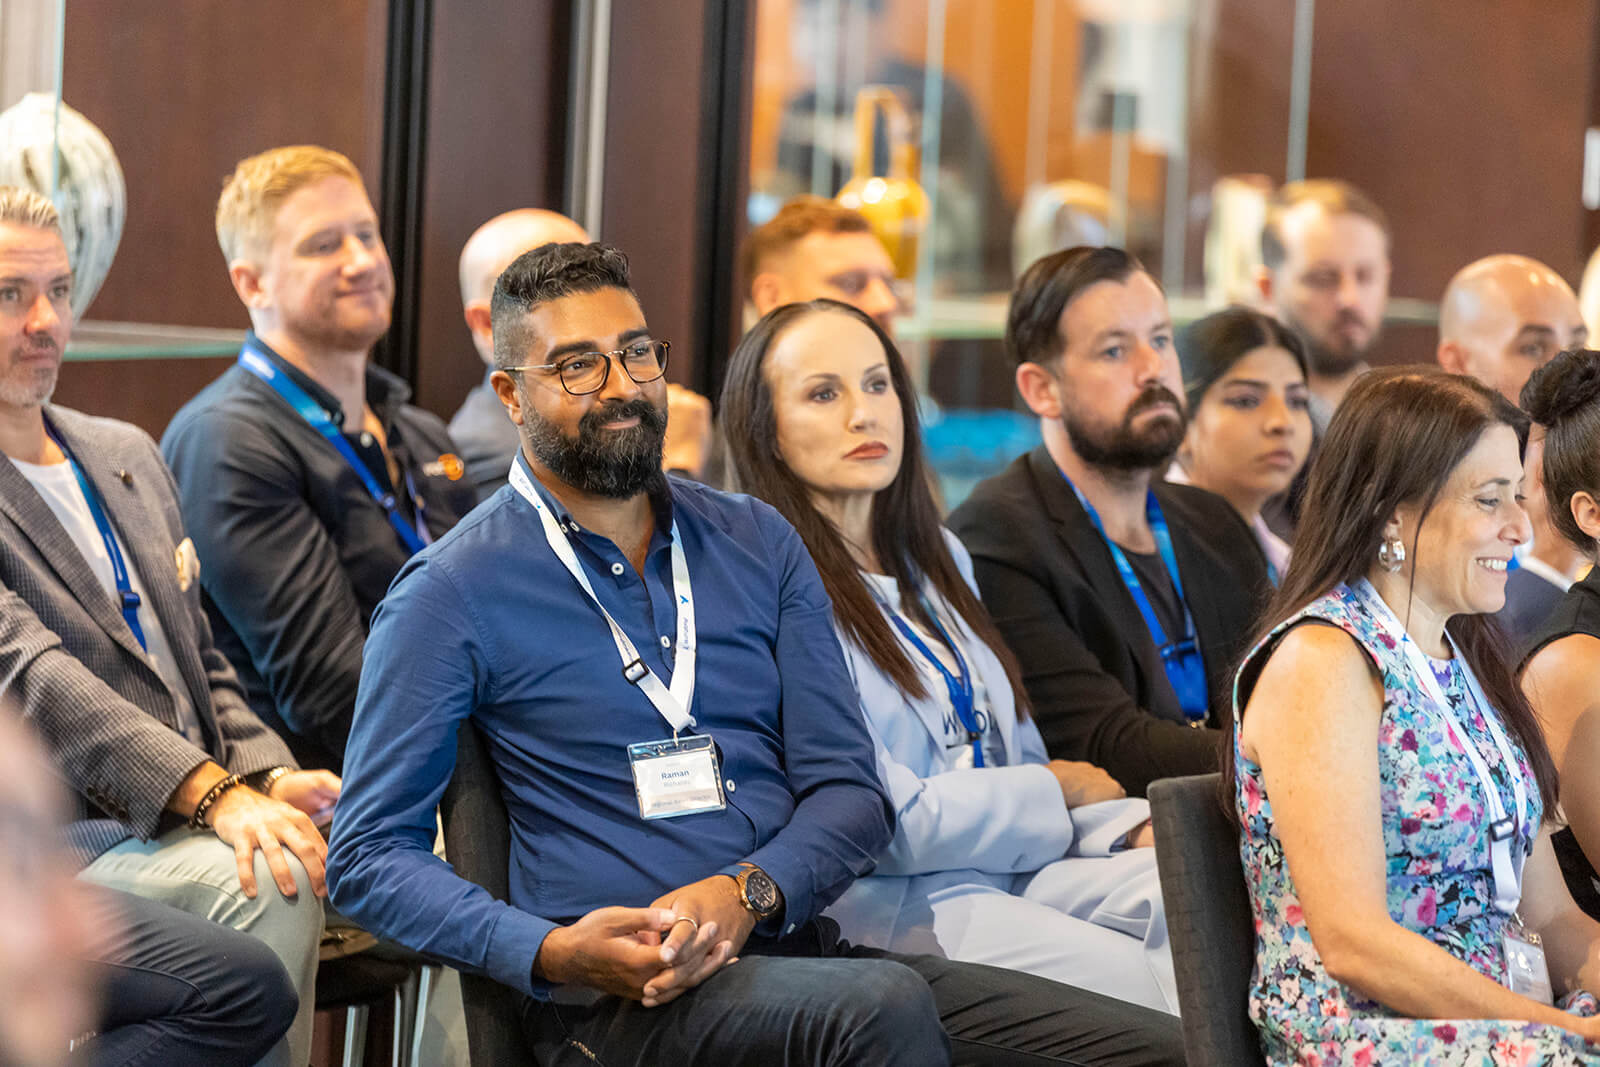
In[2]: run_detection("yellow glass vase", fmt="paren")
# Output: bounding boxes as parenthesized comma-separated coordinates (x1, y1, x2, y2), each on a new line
(835, 87, 929, 280)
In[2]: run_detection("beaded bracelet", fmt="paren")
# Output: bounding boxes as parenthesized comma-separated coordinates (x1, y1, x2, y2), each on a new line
(189, 772, 244, 830)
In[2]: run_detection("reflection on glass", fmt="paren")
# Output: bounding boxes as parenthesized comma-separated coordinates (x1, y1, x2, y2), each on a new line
(746, 0, 1303, 507)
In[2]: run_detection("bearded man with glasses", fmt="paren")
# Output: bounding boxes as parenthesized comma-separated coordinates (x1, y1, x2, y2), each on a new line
(325, 241, 1185, 1067)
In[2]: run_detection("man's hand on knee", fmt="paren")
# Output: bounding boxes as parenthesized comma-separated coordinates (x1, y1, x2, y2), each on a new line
(208, 788, 328, 900)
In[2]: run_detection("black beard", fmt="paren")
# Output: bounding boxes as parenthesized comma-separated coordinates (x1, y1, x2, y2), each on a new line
(1062, 384, 1187, 473)
(522, 396, 668, 499)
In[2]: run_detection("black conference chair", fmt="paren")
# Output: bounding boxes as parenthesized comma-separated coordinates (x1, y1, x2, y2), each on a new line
(439, 719, 539, 1066)
(1148, 772, 1267, 1067)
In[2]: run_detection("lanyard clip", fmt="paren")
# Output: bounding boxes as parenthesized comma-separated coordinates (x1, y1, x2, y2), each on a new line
(1489, 816, 1517, 842)
(119, 590, 142, 612)
(621, 658, 649, 685)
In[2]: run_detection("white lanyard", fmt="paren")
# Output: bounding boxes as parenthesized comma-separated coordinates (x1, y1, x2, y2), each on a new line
(510, 456, 697, 734)
(1355, 580, 1528, 913)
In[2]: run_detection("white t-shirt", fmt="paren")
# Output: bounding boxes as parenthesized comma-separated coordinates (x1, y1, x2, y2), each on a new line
(14, 456, 204, 745)
(864, 571, 1007, 769)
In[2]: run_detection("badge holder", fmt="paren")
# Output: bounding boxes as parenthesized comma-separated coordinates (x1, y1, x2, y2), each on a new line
(1160, 637, 1210, 727)
(627, 734, 726, 820)
(1504, 912, 1554, 1005)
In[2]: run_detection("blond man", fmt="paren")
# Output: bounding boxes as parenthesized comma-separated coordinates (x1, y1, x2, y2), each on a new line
(162, 146, 477, 773)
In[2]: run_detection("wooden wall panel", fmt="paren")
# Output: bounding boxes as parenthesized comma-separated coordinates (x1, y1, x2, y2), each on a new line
(408, 0, 570, 418)
(600, 0, 715, 390)
(60, 0, 388, 331)
(1304, 0, 1596, 310)
(52, 358, 235, 439)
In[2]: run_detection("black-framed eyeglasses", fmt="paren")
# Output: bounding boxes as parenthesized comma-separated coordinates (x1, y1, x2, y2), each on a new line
(504, 340, 671, 396)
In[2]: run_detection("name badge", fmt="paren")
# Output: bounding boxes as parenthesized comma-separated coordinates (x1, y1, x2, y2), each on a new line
(1504, 922, 1554, 1004)
(627, 734, 726, 820)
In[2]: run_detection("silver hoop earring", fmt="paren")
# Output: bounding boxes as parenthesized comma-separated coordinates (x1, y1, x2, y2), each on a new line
(1377, 536, 1406, 573)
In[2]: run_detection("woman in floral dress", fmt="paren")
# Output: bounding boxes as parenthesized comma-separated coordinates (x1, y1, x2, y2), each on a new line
(1231, 368, 1600, 1065)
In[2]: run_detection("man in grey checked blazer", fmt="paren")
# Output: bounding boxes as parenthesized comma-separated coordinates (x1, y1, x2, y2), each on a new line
(0, 188, 336, 1065)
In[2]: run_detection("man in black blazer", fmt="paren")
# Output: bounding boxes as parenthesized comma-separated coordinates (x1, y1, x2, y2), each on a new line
(948, 247, 1270, 796)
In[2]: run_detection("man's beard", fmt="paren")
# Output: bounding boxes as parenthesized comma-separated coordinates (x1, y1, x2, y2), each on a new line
(1293, 309, 1378, 378)
(522, 395, 668, 499)
(1062, 384, 1187, 473)
(0, 341, 60, 407)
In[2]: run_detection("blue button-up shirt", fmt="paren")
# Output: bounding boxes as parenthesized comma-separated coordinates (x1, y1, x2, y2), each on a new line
(327, 461, 893, 997)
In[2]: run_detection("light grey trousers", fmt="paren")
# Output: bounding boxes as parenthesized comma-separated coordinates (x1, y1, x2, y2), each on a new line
(80, 828, 323, 1067)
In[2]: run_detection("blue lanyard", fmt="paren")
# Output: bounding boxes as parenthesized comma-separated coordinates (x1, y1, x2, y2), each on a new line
(881, 590, 985, 766)
(1266, 560, 1280, 587)
(42, 417, 146, 651)
(1063, 473, 1210, 724)
(238, 343, 430, 556)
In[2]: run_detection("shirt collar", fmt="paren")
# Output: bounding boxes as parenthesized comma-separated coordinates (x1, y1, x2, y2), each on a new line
(511, 450, 677, 544)
(245, 330, 412, 431)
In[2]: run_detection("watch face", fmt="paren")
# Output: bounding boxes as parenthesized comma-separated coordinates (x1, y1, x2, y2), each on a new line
(744, 869, 779, 915)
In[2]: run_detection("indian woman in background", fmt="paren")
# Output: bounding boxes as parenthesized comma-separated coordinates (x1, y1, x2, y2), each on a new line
(1167, 306, 1312, 582)
(1519, 348, 1600, 922)
(1232, 366, 1600, 1063)
(719, 298, 1178, 1013)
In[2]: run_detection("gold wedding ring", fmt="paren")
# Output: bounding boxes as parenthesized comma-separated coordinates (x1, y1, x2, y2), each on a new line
(670, 915, 700, 933)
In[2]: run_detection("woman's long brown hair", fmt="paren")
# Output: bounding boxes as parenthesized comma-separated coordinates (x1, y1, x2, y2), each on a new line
(1227, 367, 1557, 815)
(720, 300, 1032, 718)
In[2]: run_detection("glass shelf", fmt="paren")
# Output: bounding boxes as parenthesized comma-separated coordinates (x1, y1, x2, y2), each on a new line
(894, 294, 1439, 343)
(65, 320, 245, 362)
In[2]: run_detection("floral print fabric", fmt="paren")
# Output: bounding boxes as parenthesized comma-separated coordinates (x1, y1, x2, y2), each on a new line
(1234, 583, 1600, 1065)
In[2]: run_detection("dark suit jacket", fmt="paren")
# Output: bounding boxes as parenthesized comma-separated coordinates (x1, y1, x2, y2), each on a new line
(0, 406, 296, 863)
(947, 446, 1271, 796)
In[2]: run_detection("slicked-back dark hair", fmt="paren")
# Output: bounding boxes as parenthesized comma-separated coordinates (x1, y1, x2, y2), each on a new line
(490, 241, 635, 368)
(1227, 367, 1555, 818)
(1006, 246, 1150, 368)
(720, 299, 1032, 717)
(1521, 348, 1600, 558)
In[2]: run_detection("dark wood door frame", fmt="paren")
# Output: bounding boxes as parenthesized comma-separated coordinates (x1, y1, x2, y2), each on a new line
(373, 0, 433, 384)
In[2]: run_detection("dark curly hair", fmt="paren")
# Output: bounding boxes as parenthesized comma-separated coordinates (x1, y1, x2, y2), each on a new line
(1521, 348, 1600, 557)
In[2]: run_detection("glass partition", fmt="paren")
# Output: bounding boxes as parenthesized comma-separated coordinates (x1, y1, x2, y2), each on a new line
(746, 0, 1318, 505)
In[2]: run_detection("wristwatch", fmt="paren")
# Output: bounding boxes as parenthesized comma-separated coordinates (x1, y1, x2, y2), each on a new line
(730, 863, 781, 921)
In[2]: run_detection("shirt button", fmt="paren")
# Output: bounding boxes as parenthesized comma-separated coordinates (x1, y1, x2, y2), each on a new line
(360, 432, 374, 447)
(610, 562, 625, 576)
(725, 779, 736, 793)
(660, 635, 671, 648)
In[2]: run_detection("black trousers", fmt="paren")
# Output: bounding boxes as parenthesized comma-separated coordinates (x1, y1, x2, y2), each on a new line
(76, 888, 297, 1066)
(524, 922, 1185, 1067)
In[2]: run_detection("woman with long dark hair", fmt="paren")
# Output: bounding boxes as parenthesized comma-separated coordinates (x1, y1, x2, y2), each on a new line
(722, 299, 1178, 1012)
(1231, 366, 1600, 1062)
(1520, 348, 1600, 921)
(1168, 307, 1313, 580)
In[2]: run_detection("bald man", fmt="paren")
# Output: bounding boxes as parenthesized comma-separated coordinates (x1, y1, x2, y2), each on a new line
(450, 209, 713, 497)
(1438, 254, 1590, 640)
